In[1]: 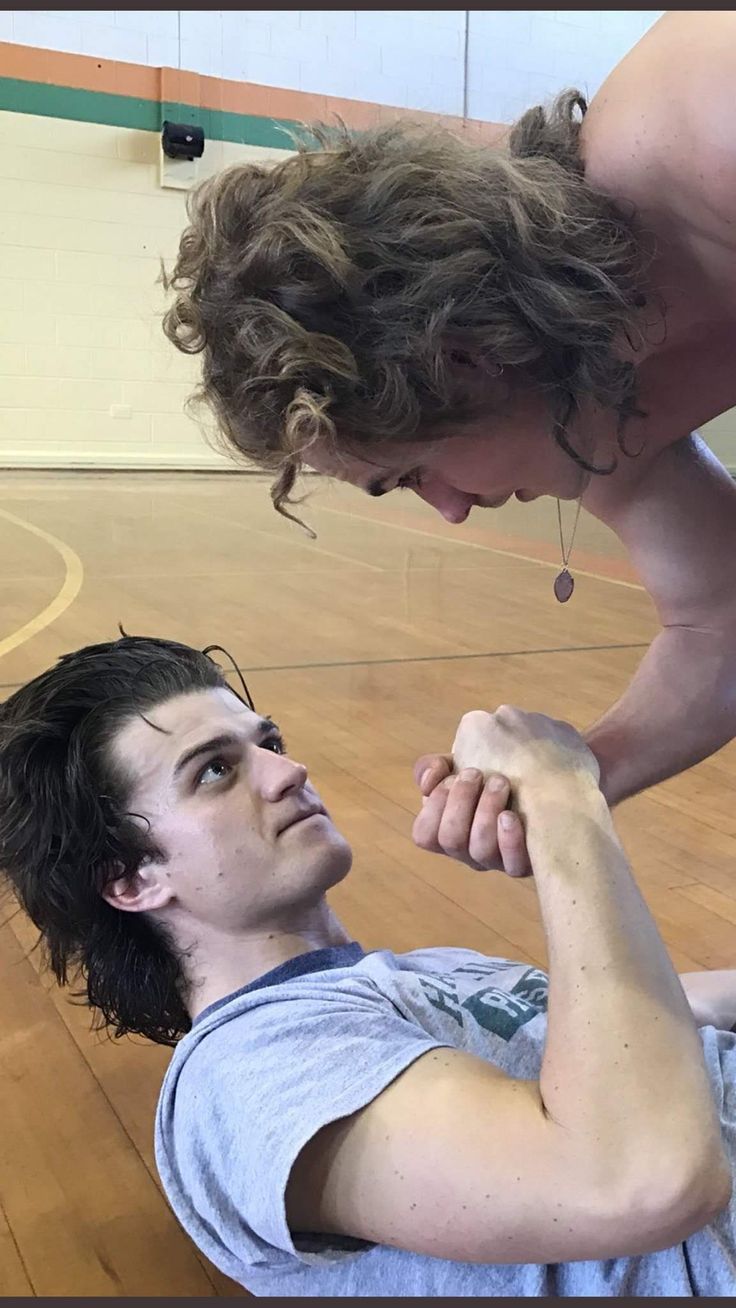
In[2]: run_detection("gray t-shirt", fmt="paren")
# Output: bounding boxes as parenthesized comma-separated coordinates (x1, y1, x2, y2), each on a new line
(155, 943, 736, 1296)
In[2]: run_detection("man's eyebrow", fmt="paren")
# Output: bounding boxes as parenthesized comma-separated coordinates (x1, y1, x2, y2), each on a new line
(173, 719, 279, 777)
(366, 476, 392, 497)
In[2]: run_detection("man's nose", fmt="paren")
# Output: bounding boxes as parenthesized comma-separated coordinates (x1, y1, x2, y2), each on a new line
(259, 752, 309, 802)
(415, 476, 475, 524)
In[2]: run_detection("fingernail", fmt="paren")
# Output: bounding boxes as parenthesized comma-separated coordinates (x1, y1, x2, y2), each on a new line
(499, 811, 516, 830)
(459, 768, 480, 782)
(420, 768, 431, 789)
(487, 774, 506, 792)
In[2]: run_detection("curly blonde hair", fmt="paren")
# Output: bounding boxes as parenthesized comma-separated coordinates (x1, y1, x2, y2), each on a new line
(162, 92, 648, 520)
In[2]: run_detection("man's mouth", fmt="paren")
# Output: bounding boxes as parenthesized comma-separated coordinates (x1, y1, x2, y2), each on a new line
(278, 804, 327, 835)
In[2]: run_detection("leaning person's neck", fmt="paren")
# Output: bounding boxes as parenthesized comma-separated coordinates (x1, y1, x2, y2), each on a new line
(185, 906, 352, 1022)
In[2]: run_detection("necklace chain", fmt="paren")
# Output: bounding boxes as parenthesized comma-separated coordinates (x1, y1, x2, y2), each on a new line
(556, 495, 582, 567)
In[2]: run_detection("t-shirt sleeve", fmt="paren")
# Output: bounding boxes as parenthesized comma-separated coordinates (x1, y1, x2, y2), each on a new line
(163, 982, 450, 1269)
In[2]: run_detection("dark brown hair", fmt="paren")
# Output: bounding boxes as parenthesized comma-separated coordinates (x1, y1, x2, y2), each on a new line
(163, 92, 649, 520)
(0, 636, 237, 1045)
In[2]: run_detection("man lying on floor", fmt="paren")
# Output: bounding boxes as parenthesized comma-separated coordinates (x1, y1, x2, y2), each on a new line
(1, 634, 734, 1297)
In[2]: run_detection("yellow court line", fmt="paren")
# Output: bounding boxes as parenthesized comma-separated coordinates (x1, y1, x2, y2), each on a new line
(0, 508, 84, 660)
(315, 504, 645, 593)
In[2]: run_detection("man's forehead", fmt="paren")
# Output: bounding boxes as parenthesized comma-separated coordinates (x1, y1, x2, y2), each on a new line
(112, 687, 259, 778)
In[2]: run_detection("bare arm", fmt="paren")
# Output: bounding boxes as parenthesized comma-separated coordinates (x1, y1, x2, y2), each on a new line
(287, 710, 729, 1265)
(584, 434, 736, 804)
(411, 435, 736, 867)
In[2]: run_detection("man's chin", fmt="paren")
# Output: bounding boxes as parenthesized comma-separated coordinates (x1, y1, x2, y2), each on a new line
(304, 828, 353, 886)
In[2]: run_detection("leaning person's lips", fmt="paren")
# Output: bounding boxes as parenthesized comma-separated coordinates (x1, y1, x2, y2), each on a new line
(479, 493, 510, 509)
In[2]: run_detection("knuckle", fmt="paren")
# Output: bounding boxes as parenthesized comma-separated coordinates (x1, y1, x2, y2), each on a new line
(440, 832, 468, 859)
(469, 842, 499, 868)
(472, 845, 497, 866)
(470, 813, 496, 844)
(461, 708, 491, 731)
(502, 822, 524, 845)
(469, 817, 498, 852)
(412, 817, 434, 846)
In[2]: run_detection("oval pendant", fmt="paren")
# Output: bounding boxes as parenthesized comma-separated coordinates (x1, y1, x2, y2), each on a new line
(553, 568, 574, 603)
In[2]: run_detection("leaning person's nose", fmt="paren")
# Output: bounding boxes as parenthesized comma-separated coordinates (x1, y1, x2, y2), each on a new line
(416, 478, 474, 524)
(260, 753, 308, 801)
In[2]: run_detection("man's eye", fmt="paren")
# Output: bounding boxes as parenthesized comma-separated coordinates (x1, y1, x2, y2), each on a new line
(197, 758, 232, 786)
(261, 736, 286, 756)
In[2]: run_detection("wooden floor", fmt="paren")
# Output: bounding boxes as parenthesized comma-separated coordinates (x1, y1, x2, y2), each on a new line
(2, 468, 736, 1296)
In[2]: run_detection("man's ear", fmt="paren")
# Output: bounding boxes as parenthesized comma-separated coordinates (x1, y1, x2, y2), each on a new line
(102, 861, 174, 915)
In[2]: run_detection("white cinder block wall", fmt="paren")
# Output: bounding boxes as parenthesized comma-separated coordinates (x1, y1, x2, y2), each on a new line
(0, 114, 290, 469)
(467, 10, 663, 122)
(3, 10, 663, 123)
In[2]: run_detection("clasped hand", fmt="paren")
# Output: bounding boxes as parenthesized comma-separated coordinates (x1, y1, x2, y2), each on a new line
(412, 707, 600, 876)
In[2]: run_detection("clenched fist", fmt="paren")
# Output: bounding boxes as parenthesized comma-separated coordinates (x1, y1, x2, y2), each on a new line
(453, 707, 600, 790)
(412, 707, 600, 875)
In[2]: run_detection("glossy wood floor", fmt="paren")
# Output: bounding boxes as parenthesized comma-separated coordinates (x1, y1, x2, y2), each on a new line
(2, 469, 736, 1296)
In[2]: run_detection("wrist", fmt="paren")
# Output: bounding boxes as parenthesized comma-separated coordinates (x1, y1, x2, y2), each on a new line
(519, 769, 606, 817)
(518, 773, 613, 852)
(584, 728, 628, 807)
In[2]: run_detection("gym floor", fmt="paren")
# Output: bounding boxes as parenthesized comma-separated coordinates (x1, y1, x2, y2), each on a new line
(2, 469, 736, 1296)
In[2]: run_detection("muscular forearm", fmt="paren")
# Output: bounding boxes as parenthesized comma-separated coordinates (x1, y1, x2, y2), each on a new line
(524, 780, 727, 1200)
(586, 623, 736, 805)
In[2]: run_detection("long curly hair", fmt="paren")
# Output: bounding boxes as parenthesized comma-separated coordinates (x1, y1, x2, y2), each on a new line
(0, 636, 238, 1045)
(162, 92, 650, 520)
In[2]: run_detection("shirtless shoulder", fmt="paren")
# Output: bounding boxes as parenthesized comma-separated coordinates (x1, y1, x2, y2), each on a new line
(583, 11, 736, 255)
(576, 13, 736, 518)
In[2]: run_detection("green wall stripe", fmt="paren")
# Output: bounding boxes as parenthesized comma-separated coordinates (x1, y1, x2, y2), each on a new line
(0, 77, 159, 130)
(0, 76, 297, 149)
(160, 100, 296, 150)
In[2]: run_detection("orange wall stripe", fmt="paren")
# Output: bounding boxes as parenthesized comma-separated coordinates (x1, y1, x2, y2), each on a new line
(1, 40, 506, 139)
